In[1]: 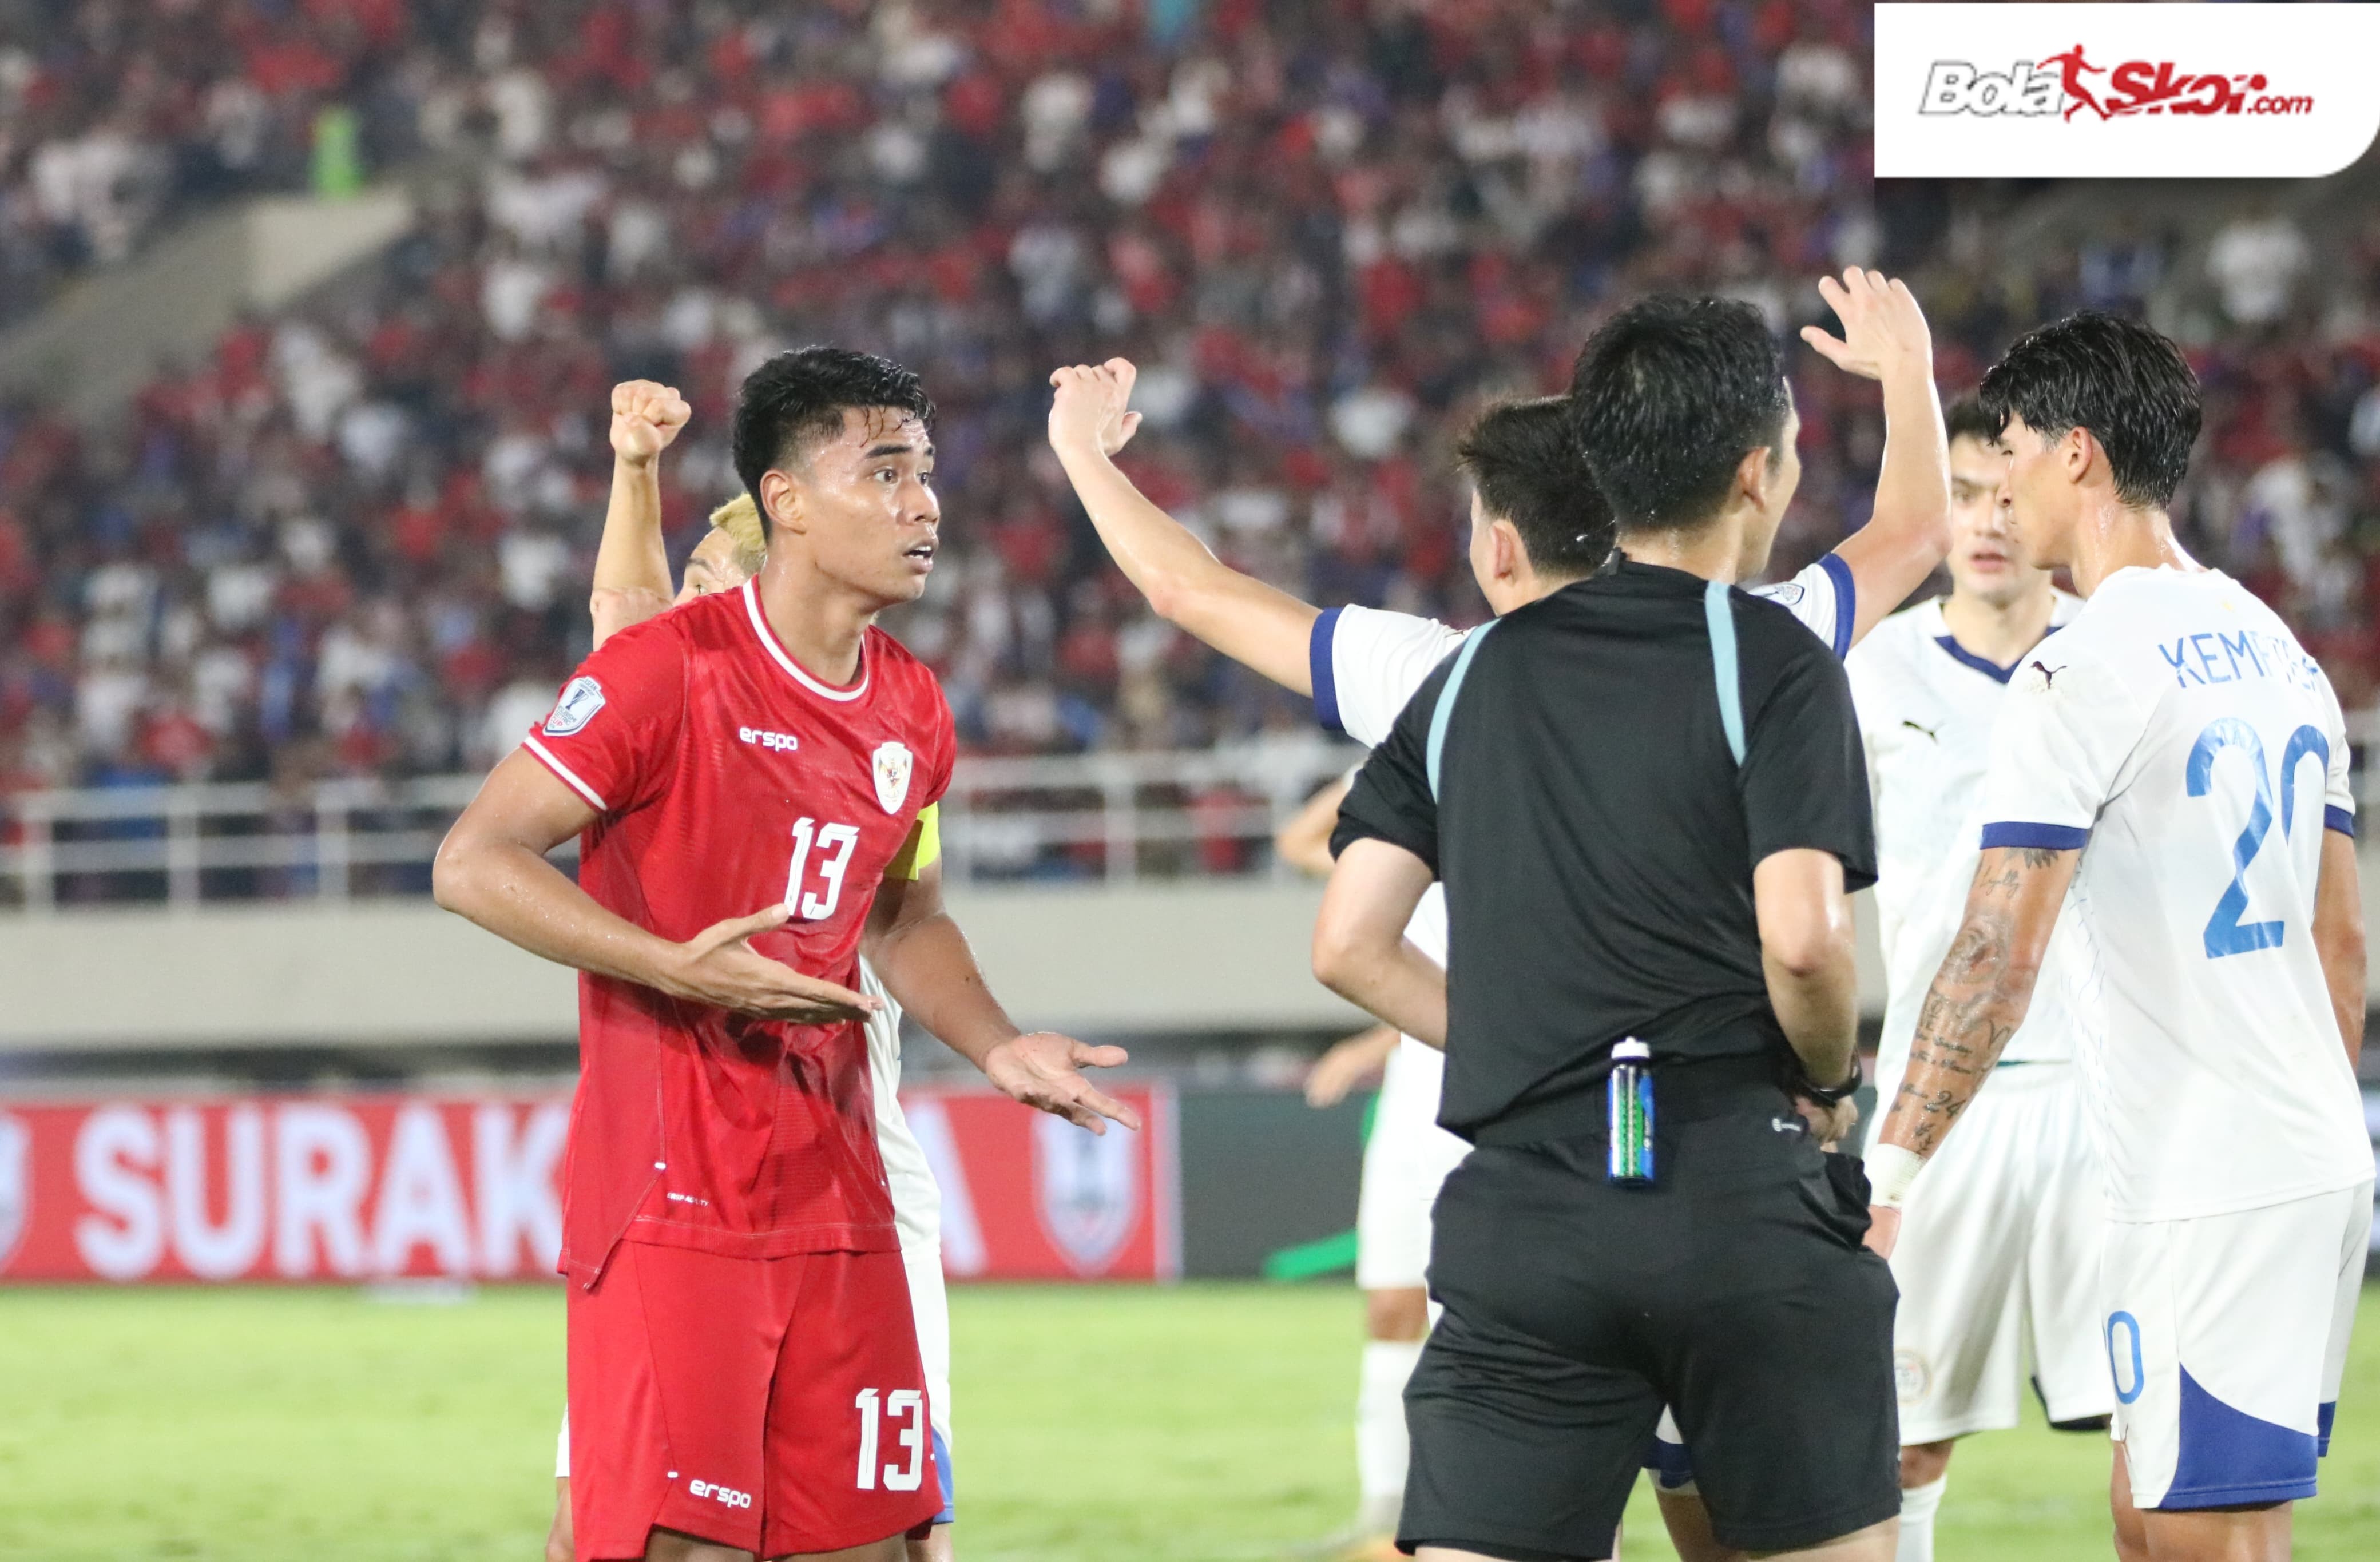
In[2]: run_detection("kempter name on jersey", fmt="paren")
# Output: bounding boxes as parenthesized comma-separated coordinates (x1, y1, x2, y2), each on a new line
(2157, 626, 2324, 692)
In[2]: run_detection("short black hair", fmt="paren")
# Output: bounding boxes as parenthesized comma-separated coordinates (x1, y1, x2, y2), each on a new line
(1454, 396, 1611, 577)
(1943, 395, 1998, 449)
(731, 347, 937, 530)
(1976, 311, 2200, 510)
(1568, 296, 1790, 531)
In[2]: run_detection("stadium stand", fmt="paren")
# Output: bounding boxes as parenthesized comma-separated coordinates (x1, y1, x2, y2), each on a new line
(0, 0, 1877, 798)
(0, 0, 443, 327)
(0, 0, 2373, 846)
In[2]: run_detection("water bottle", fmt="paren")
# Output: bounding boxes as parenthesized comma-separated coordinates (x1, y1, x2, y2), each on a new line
(1608, 1038, 1655, 1186)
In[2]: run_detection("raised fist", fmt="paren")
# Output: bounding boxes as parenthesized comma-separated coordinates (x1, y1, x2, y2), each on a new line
(610, 380, 692, 467)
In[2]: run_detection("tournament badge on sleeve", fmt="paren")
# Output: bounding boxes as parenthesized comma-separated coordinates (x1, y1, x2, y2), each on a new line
(544, 676, 605, 736)
(872, 741, 914, 814)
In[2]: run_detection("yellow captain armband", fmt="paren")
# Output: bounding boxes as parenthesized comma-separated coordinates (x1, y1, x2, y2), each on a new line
(886, 803, 941, 880)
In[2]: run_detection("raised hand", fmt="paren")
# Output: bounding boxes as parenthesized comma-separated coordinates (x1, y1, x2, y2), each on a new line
(610, 380, 693, 468)
(655, 904, 879, 1023)
(1799, 267, 1933, 384)
(982, 1031, 1143, 1135)
(1047, 358, 1144, 459)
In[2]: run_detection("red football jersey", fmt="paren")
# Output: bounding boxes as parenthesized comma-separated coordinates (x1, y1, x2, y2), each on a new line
(522, 579, 957, 1286)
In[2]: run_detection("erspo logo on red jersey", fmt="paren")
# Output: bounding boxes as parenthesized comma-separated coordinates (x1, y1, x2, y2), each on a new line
(1876, 4, 2380, 178)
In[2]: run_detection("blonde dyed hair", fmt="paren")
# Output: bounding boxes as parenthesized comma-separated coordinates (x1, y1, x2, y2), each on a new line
(708, 493, 768, 579)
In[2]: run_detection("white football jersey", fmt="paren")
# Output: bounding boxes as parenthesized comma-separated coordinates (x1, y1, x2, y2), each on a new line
(1847, 592, 2084, 1099)
(860, 960, 942, 1251)
(1978, 566, 2367, 1222)
(1310, 553, 1859, 972)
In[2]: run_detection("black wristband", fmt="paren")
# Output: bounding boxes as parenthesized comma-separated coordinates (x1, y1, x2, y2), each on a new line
(1798, 1055, 1863, 1105)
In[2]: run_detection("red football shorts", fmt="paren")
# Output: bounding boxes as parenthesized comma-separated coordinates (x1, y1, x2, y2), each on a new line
(567, 1242, 941, 1559)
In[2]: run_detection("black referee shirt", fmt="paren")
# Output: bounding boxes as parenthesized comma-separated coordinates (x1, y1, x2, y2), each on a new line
(1332, 558, 1877, 1144)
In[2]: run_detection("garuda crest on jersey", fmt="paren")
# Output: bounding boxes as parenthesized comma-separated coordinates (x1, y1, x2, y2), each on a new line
(871, 741, 913, 814)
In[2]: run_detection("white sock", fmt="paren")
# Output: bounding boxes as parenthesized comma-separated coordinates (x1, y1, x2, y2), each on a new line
(1896, 1474, 1947, 1562)
(1356, 1339, 1425, 1532)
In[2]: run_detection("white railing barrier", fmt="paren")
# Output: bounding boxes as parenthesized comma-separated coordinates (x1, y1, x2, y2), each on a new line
(0, 741, 1364, 913)
(8, 715, 2366, 915)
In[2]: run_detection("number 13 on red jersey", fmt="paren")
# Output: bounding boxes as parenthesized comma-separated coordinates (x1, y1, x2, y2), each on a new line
(786, 817, 861, 921)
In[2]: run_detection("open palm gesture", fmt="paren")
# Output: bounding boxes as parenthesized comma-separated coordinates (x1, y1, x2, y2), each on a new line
(1800, 267, 1933, 383)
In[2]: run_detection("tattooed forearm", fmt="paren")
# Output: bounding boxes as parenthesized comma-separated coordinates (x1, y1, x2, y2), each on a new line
(1893, 1084, 1965, 1152)
(1879, 846, 2076, 1161)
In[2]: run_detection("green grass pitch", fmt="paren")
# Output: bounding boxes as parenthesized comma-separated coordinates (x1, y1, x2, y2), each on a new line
(1, 1282, 2376, 1560)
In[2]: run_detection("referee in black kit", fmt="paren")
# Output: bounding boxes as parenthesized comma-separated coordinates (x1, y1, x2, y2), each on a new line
(1311, 296, 1901, 1562)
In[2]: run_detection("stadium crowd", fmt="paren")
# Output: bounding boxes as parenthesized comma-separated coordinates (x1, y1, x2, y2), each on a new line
(0, 0, 441, 327)
(0, 0, 2374, 804)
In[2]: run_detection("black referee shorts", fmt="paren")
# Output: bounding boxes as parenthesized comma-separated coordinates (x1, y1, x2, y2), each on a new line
(1399, 1101, 1901, 1560)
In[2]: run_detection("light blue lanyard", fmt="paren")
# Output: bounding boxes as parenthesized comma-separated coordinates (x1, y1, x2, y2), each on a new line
(1425, 621, 1498, 801)
(1704, 580, 1744, 765)
(1429, 586, 1739, 798)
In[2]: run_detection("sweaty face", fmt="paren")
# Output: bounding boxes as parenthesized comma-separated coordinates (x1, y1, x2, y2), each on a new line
(1944, 435, 2044, 608)
(763, 407, 939, 607)
(674, 527, 752, 606)
(1995, 414, 2076, 571)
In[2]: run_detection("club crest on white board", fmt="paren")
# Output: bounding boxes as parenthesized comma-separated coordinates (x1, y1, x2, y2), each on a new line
(1033, 1111, 1139, 1277)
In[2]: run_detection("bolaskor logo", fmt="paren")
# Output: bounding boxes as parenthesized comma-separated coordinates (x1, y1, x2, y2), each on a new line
(1878, 5, 2380, 180)
(542, 676, 606, 737)
(1921, 46, 2313, 119)
(0, 1112, 27, 1270)
(1033, 1111, 1138, 1276)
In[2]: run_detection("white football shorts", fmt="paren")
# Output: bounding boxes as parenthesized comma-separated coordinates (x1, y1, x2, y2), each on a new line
(1355, 1037, 1471, 1292)
(902, 1235, 955, 1524)
(1885, 1062, 2112, 1441)
(2106, 1179, 2371, 1511)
